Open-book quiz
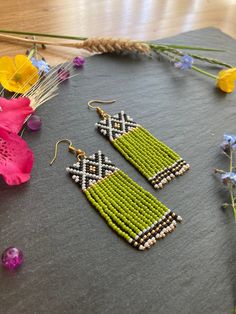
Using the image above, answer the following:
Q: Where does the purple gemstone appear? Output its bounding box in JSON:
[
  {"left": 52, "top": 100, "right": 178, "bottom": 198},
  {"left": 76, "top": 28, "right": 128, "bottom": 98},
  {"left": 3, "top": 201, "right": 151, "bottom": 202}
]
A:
[
  {"left": 27, "top": 115, "right": 42, "bottom": 131},
  {"left": 73, "top": 56, "right": 85, "bottom": 68},
  {"left": 58, "top": 68, "right": 70, "bottom": 81},
  {"left": 1, "top": 247, "right": 23, "bottom": 270}
]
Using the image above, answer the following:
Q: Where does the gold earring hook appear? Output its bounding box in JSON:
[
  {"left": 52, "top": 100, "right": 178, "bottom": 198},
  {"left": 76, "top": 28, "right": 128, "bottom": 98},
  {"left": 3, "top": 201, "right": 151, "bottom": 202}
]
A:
[
  {"left": 50, "top": 139, "right": 86, "bottom": 166},
  {"left": 88, "top": 99, "right": 116, "bottom": 110},
  {"left": 88, "top": 99, "right": 116, "bottom": 119}
]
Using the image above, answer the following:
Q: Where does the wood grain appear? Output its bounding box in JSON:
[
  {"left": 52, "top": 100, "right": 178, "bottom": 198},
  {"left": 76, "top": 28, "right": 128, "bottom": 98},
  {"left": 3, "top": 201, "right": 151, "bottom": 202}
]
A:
[{"left": 0, "top": 0, "right": 235, "bottom": 64}]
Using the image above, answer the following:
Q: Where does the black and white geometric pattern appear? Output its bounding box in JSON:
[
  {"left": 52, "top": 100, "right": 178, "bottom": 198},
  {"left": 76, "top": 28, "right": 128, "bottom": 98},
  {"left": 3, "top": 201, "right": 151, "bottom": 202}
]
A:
[
  {"left": 96, "top": 110, "right": 138, "bottom": 141},
  {"left": 66, "top": 151, "right": 118, "bottom": 191}
]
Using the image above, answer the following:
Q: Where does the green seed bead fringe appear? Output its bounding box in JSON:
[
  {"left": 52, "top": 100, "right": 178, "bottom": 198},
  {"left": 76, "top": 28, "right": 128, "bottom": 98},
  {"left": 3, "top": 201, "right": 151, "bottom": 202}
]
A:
[
  {"left": 113, "top": 126, "right": 190, "bottom": 189},
  {"left": 85, "top": 169, "right": 182, "bottom": 251}
]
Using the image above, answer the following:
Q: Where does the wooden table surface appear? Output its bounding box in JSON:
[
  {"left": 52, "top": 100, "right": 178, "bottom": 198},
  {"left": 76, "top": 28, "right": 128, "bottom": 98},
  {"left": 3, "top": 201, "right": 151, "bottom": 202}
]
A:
[{"left": 0, "top": 0, "right": 235, "bottom": 64}]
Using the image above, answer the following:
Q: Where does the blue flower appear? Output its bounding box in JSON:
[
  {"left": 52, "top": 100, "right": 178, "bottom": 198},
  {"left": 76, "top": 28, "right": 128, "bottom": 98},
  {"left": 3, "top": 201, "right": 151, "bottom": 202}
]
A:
[
  {"left": 220, "top": 134, "right": 236, "bottom": 152},
  {"left": 31, "top": 57, "right": 50, "bottom": 74},
  {"left": 174, "top": 55, "right": 193, "bottom": 70},
  {"left": 221, "top": 172, "right": 236, "bottom": 186},
  {"left": 224, "top": 134, "right": 236, "bottom": 147}
]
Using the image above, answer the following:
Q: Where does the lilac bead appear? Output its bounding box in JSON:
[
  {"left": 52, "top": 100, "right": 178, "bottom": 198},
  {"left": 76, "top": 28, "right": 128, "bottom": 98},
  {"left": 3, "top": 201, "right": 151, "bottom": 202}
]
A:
[
  {"left": 27, "top": 115, "right": 42, "bottom": 131},
  {"left": 1, "top": 247, "right": 23, "bottom": 270},
  {"left": 73, "top": 56, "right": 85, "bottom": 68}
]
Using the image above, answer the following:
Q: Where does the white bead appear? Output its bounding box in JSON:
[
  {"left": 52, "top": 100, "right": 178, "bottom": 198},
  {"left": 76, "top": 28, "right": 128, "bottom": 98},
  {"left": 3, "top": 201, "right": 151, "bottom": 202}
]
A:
[{"left": 177, "top": 216, "right": 182, "bottom": 222}]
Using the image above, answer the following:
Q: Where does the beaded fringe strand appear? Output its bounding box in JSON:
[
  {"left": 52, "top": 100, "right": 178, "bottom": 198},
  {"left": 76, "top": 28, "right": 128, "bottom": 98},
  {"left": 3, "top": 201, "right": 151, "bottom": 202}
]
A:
[
  {"left": 113, "top": 127, "right": 190, "bottom": 189},
  {"left": 85, "top": 170, "right": 182, "bottom": 250}
]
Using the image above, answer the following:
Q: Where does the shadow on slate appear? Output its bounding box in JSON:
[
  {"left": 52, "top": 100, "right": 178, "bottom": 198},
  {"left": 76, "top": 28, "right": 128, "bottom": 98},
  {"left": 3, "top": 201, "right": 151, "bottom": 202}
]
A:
[{"left": 0, "top": 28, "right": 236, "bottom": 314}]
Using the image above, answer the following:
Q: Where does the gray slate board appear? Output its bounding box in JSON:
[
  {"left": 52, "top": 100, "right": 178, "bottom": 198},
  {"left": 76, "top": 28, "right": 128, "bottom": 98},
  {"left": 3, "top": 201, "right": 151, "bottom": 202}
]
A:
[{"left": 0, "top": 28, "right": 236, "bottom": 314}]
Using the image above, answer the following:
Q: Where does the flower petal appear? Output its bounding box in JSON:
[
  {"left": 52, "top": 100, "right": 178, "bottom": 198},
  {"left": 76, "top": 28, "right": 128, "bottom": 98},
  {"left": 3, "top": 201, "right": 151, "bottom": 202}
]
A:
[
  {"left": 0, "top": 97, "right": 34, "bottom": 134},
  {"left": 0, "top": 128, "right": 34, "bottom": 185},
  {"left": 0, "top": 55, "right": 39, "bottom": 93},
  {"left": 0, "top": 56, "right": 15, "bottom": 78},
  {"left": 217, "top": 68, "right": 236, "bottom": 93}
]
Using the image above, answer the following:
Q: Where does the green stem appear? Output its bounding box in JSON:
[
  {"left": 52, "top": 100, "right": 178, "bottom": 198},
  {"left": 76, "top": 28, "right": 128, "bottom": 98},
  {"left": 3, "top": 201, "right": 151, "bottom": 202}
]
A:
[
  {"left": 0, "top": 29, "right": 87, "bottom": 41},
  {"left": 230, "top": 148, "right": 233, "bottom": 172},
  {"left": 163, "top": 44, "right": 224, "bottom": 52},
  {"left": 27, "top": 48, "right": 35, "bottom": 59},
  {"left": 187, "top": 53, "right": 232, "bottom": 68},
  {"left": 229, "top": 185, "right": 236, "bottom": 221},
  {"left": 191, "top": 65, "right": 218, "bottom": 79},
  {"left": 229, "top": 148, "right": 236, "bottom": 222},
  {"left": 149, "top": 43, "right": 224, "bottom": 52}
]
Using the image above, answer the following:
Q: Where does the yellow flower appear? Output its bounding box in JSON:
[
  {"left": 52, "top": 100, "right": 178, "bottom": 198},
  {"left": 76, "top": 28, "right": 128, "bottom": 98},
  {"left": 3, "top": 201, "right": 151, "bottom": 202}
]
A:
[
  {"left": 0, "top": 55, "right": 39, "bottom": 93},
  {"left": 217, "top": 68, "right": 236, "bottom": 93}
]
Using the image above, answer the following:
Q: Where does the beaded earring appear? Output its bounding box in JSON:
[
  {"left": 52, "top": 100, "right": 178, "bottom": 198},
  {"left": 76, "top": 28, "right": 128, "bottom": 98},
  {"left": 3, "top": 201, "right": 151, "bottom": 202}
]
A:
[
  {"left": 88, "top": 100, "right": 190, "bottom": 190},
  {"left": 50, "top": 139, "right": 182, "bottom": 251}
]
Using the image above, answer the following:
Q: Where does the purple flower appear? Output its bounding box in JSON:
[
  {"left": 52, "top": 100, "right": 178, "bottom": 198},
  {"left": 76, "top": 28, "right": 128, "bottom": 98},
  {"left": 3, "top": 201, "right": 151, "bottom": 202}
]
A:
[
  {"left": 174, "top": 55, "right": 193, "bottom": 70},
  {"left": 220, "top": 134, "right": 236, "bottom": 152},
  {"left": 58, "top": 68, "right": 70, "bottom": 81},
  {"left": 31, "top": 57, "right": 50, "bottom": 74},
  {"left": 221, "top": 172, "right": 236, "bottom": 186},
  {"left": 73, "top": 56, "right": 85, "bottom": 68}
]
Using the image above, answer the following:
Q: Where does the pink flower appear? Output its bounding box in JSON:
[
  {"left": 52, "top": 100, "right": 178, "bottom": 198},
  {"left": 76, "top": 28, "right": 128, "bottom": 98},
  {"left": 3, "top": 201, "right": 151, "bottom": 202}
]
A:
[
  {"left": 0, "top": 97, "right": 34, "bottom": 186},
  {"left": 0, "top": 97, "right": 33, "bottom": 134}
]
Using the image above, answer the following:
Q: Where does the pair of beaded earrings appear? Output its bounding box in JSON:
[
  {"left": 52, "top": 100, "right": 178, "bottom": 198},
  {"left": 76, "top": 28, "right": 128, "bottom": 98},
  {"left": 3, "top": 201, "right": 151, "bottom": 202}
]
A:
[{"left": 50, "top": 100, "right": 189, "bottom": 251}]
